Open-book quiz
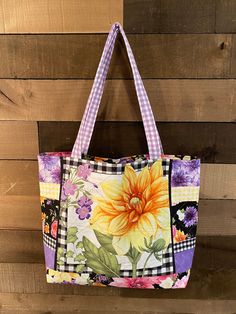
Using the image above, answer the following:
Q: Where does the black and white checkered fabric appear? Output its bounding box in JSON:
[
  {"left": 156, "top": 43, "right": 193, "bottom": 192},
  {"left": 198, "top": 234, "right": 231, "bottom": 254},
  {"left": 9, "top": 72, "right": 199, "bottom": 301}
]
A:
[
  {"left": 173, "top": 237, "right": 196, "bottom": 253},
  {"left": 56, "top": 157, "right": 171, "bottom": 273},
  {"left": 56, "top": 203, "right": 68, "bottom": 272},
  {"left": 121, "top": 245, "right": 174, "bottom": 277},
  {"left": 43, "top": 233, "right": 56, "bottom": 250},
  {"left": 62, "top": 157, "right": 170, "bottom": 179}
]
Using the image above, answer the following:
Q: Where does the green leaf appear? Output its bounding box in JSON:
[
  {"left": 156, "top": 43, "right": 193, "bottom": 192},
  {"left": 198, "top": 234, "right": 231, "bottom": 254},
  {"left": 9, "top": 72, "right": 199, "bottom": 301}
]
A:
[
  {"left": 152, "top": 239, "right": 166, "bottom": 252},
  {"left": 83, "top": 191, "right": 91, "bottom": 196},
  {"left": 76, "top": 264, "right": 85, "bottom": 272},
  {"left": 76, "top": 241, "right": 84, "bottom": 249},
  {"left": 57, "top": 260, "right": 64, "bottom": 266},
  {"left": 75, "top": 254, "right": 86, "bottom": 262},
  {"left": 67, "top": 235, "right": 77, "bottom": 244},
  {"left": 77, "top": 181, "right": 84, "bottom": 185},
  {"left": 94, "top": 230, "right": 117, "bottom": 255},
  {"left": 82, "top": 236, "right": 120, "bottom": 277},
  {"left": 66, "top": 250, "right": 74, "bottom": 258},
  {"left": 144, "top": 236, "right": 153, "bottom": 249},
  {"left": 126, "top": 245, "right": 141, "bottom": 263},
  {"left": 68, "top": 227, "right": 78, "bottom": 236},
  {"left": 57, "top": 247, "right": 64, "bottom": 258},
  {"left": 154, "top": 252, "right": 162, "bottom": 262}
]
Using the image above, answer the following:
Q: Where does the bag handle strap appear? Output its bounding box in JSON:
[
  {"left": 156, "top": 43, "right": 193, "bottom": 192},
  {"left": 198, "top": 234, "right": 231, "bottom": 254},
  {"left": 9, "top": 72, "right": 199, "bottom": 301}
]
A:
[{"left": 71, "top": 22, "right": 163, "bottom": 159}]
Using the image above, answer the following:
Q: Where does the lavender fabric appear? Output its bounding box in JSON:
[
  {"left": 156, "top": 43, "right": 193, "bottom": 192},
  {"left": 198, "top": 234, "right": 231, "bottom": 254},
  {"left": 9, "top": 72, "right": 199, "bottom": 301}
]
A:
[
  {"left": 171, "top": 159, "right": 200, "bottom": 187},
  {"left": 71, "top": 22, "right": 163, "bottom": 160},
  {"left": 43, "top": 244, "right": 55, "bottom": 269},
  {"left": 174, "top": 248, "right": 195, "bottom": 273}
]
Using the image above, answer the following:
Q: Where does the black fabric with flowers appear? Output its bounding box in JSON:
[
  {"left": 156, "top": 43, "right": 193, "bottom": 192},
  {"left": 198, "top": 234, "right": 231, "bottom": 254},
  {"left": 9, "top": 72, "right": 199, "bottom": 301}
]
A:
[
  {"left": 171, "top": 201, "right": 198, "bottom": 238},
  {"left": 41, "top": 199, "right": 60, "bottom": 240}
]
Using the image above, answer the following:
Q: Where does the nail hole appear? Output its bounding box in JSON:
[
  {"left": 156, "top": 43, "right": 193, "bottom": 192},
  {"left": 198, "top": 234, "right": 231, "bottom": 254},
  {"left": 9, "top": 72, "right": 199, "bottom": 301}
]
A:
[{"left": 220, "top": 42, "right": 225, "bottom": 50}]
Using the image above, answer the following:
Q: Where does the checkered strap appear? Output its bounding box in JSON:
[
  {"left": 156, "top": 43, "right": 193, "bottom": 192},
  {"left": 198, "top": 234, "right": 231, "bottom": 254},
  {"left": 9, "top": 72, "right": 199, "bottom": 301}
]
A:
[{"left": 71, "top": 22, "right": 163, "bottom": 160}]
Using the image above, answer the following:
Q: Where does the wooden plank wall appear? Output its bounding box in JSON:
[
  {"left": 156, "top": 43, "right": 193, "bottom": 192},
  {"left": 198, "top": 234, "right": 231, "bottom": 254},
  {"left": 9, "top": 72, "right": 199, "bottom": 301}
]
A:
[{"left": 0, "top": 0, "right": 235, "bottom": 313}]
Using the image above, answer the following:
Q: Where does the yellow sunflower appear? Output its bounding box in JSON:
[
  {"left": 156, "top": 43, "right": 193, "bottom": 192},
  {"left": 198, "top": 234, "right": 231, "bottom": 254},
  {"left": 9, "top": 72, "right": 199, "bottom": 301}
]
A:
[{"left": 90, "top": 160, "right": 171, "bottom": 255}]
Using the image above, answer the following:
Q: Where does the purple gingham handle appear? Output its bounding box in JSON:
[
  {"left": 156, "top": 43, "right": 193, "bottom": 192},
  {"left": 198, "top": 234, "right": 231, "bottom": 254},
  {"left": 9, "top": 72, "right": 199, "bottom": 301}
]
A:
[{"left": 71, "top": 22, "right": 163, "bottom": 159}]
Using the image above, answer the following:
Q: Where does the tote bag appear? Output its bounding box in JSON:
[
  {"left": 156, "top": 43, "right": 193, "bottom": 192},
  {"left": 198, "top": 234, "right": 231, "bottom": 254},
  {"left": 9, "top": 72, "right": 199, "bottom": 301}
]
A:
[{"left": 38, "top": 22, "right": 200, "bottom": 289}]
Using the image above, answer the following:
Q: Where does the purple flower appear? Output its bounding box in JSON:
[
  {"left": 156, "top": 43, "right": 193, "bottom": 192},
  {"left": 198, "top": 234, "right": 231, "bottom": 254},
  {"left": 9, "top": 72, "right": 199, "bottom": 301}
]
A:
[
  {"left": 171, "top": 160, "right": 200, "bottom": 187},
  {"left": 78, "top": 195, "right": 92, "bottom": 207},
  {"left": 187, "top": 159, "right": 200, "bottom": 171},
  {"left": 171, "top": 168, "right": 192, "bottom": 187},
  {"left": 76, "top": 206, "right": 91, "bottom": 220},
  {"left": 38, "top": 155, "right": 61, "bottom": 183},
  {"left": 62, "top": 179, "right": 77, "bottom": 197},
  {"left": 51, "top": 168, "right": 61, "bottom": 184},
  {"left": 76, "top": 195, "right": 93, "bottom": 220},
  {"left": 77, "top": 164, "right": 92, "bottom": 180},
  {"left": 39, "top": 155, "right": 59, "bottom": 171},
  {"left": 184, "top": 206, "right": 198, "bottom": 227}
]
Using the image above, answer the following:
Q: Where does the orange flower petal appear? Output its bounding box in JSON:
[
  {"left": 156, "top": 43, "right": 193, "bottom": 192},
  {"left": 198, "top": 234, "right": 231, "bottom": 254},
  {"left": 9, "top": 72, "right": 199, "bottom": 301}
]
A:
[
  {"left": 137, "top": 212, "right": 157, "bottom": 237},
  {"left": 101, "top": 180, "right": 123, "bottom": 201},
  {"left": 150, "top": 160, "right": 163, "bottom": 181},
  {"left": 108, "top": 212, "right": 129, "bottom": 236},
  {"left": 123, "top": 165, "right": 137, "bottom": 191},
  {"left": 136, "top": 166, "right": 151, "bottom": 193}
]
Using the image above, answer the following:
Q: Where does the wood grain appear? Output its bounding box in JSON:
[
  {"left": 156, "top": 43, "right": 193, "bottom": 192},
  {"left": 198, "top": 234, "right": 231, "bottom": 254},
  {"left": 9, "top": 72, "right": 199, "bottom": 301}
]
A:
[
  {"left": 1, "top": 79, "right": 236, "bottom": 122},
  {"left": 216, "top": 0, "right": 236, "bottom": 33},
  {"left": 0, "top": 263, "right": 235, "bottom": 299},
  {"left": 124, "top": 0, "right": 215, "bottom": 33},
  {"left": 38, "top": 121, "right": 236, "bottom": 163},
  {"left": 0, "top": 196, "right": 41, "bottom": 230},
  {"left": 0, "top": 34, "right": 231, "bottom": 78},
  {"left": 0, "top": 0, "right": 123, "bottom": 33},
  {"left": 0, "top": 121, "right": 38, "bottom": 159},
  {"left": 1, "top": 199, "right": 235, "bottom": 235},
  {"left": 0, "top": 161, "right": 39, "bottom": 196},
  {"left": 1, "top": 294, "right": 236, "bottom": 314}
]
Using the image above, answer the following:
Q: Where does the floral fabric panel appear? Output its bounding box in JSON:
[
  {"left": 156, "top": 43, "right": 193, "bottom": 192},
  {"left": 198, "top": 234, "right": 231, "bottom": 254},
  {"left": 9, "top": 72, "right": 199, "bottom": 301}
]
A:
[
  {"left": 38, "top": 154, "right": 61, "bottom": 184},
  {"left": 170, "top": 159, "right": 200, "bottom": 273},
  {"left": 46, "top": 268, "right": 190, "bottom": 289},
  {"left": 171, "top": 159, "right": 200, "bottom": 205},
  {"left": 40, "top": 197, "right": 60, "bottom": 269},
  {"left": 57, "top": 160, "right": 175, "bottom": 280}
]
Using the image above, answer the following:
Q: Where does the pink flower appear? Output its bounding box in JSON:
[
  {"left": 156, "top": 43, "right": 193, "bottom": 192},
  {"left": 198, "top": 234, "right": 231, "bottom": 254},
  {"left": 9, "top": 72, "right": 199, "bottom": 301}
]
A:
[
  {"left": 51, "top": 220, "right": 58, "bottom": 238},
  {"left": 62, "top": 179, "right": 77, "bottom": 196},
  {"left": 109, "top": 277, "right": 156, "bottom": 289},
  {"left": 77, "top": 164, "right": 91, "bottom": 180},
  {"left": 172, "top": 226, "right": 177, "bottom": 238},
  {"left": 172, "top": 274, "right": 190, "bottom": 289}
]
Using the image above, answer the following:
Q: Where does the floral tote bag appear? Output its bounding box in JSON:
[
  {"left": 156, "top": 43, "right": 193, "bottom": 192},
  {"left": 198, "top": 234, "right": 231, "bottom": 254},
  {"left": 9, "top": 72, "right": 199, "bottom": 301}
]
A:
[{"left": 38, "top": 22, "right": 200, "bottom": 289}]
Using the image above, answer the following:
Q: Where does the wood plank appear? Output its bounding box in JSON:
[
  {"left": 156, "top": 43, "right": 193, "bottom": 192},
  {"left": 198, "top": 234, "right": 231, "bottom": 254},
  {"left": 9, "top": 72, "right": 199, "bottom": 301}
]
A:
[
  {"left": 0, "top": 161, "right": 236, "bottom": 200},
  {"left": 39, "top": 122, "right": 236, "bottom": 163},
  {"left": 0, "top": 263, "right": 235, "bottom": 299},
  {"left": 124, "top": 0, "right": 215, "bottom": 33},
  {"left": 200, "top": 164, "right": 236, "bottom": 199},
  {"left": 1, "top": 79, "right": 236, "bottom": 122},
  {"left": 0, "top": 121, "right": 38, "bottom": 159},
  {"left": 1, "top": 198, "right": 235, "bottom": 236},
  {"left": 0, "top": 34, "right": 231, "bottom": 79},
  {"left": 0, "top": 0, "right": 123, "bottom": 33},
  {"left": 0, "top": 161, "right": 39, "bottom": 196},
  {"left": 1, "top": 293, "right": 236, "bottom": 314},
  {"left": 0, "top": 196, "right": 41, "bottom": 230},
  {"left": 216, "top": 0, "right": 236, "bottom": 33},
  {"left": 0, "top": 230, "right": 235, "bottom": 268}
]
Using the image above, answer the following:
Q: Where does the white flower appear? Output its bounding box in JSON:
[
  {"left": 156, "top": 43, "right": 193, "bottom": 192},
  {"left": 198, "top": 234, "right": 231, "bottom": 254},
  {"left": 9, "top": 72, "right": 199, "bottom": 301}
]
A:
[
  {"left": 177, "top": 210, "right": 185, "bottom": 221},
  {"left": 75, "top": 273, "right": 90, "bottom": 285},
  {"left": 159, "top": 277, "right": 174, "bottom": 289}
]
